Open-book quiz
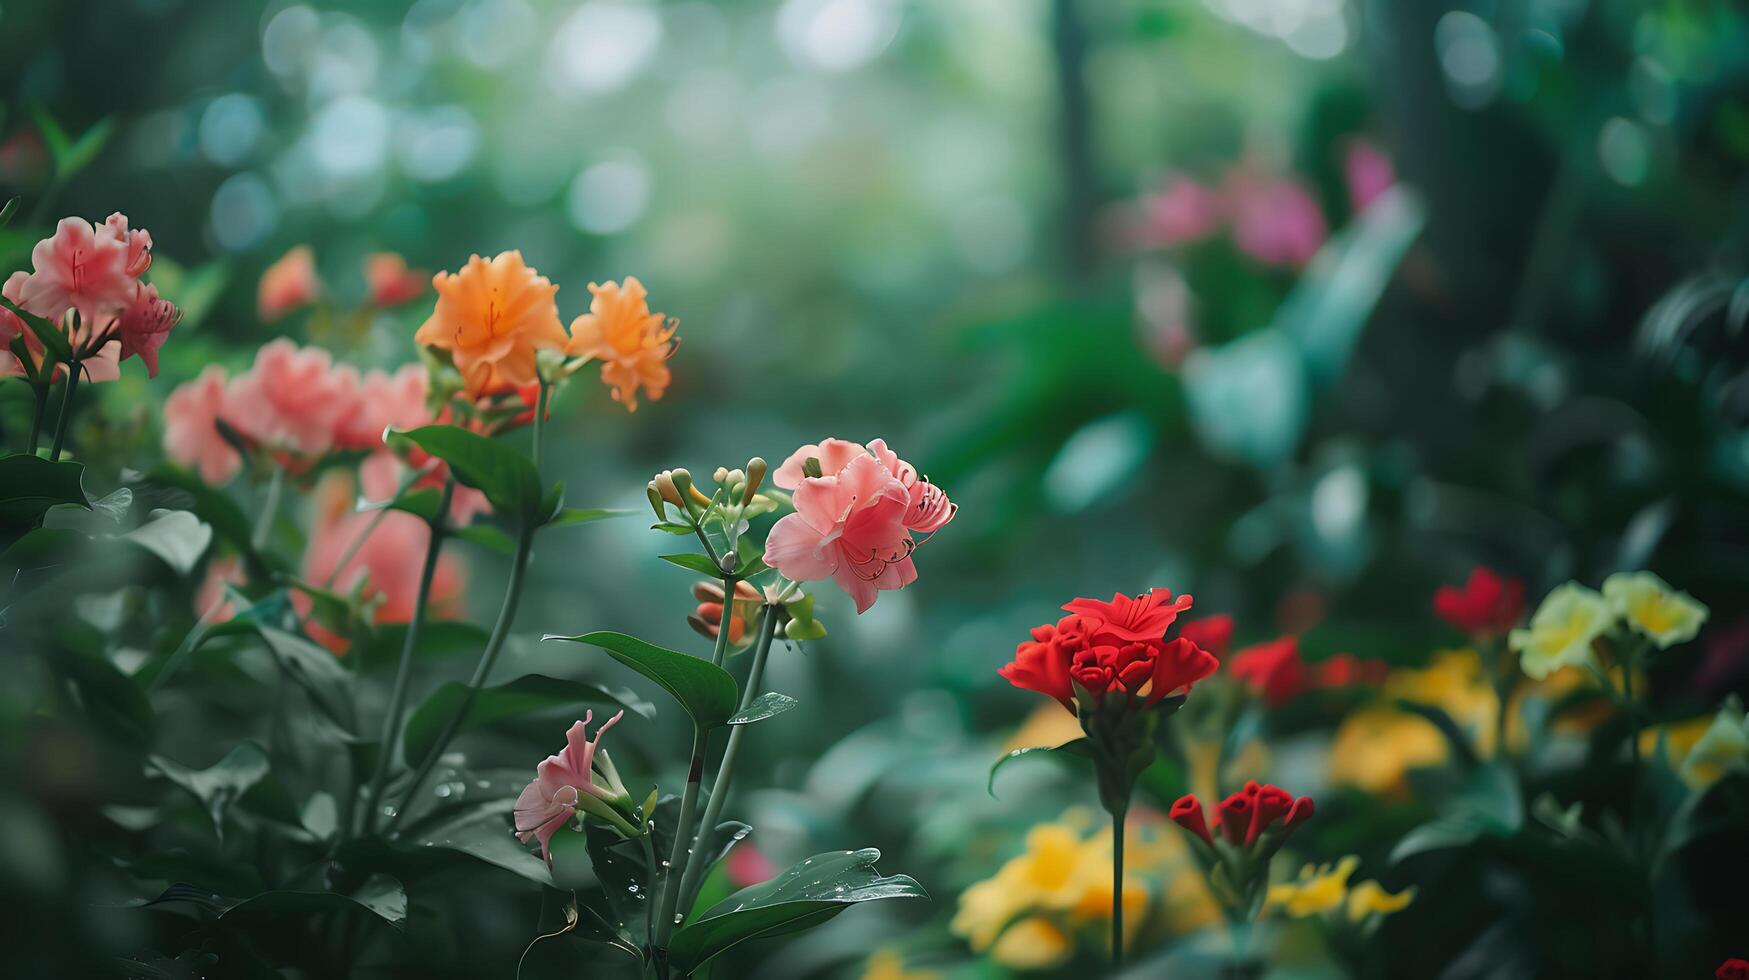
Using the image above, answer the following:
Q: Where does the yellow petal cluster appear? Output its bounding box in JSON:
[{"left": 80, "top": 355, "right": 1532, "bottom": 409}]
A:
[
  {"left": 1601, "top": 571, "right": 1708, "bottom": 649},
  {"left": 1267, "top": 854, "right": 1415, "bottom": 924},
  {"left": 1510, "top": 583, "right": 1611, "bottom": 680}
]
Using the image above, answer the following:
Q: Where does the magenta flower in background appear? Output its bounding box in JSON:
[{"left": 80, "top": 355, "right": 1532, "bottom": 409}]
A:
[
  {"left": 1142, "top": 176, "right": 1223, "bottom": 247},
  {"left": 514, "top": 711, "right": 627, "bottom": 862},
  {"left": 1344, "top": 139, "right": 1396, "bottom": 213},
  {"left": 1226, "top": 170, "right": 1327, "bottom": 268}
]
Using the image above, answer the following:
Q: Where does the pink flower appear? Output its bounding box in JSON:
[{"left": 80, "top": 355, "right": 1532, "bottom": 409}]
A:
[
  {"left": 117, "top": 282, "right": 180, "bottom": 378},
  {"left": 774, "top": 437, "right": 956, "bottom": 535},
  {"left": 228, "top": 340, "right": 358, "bottom": 457},
  {"left": 15, "top": 216, "right": 135, "bottom": 325},
  {"left": 1226, "top": 170, "right": 1327, "bottom": 268},
  {"left": 765, "top": 452, "right": 916, "bottom": 614},
  {"left": 194, "top": 555, "right": 245, "bottom": 622},
  {"left": 334, "top": 364, "right": 430, "bottom": 452},
  {"left": 725, "top": 841, "right": 777, "bottom": 887},
  {"left": 103, "top": 212, "right": 154, "bottom": 278},
  {"left": 514, "top": 711, "right": 626, "bottom": 862},
  {"left": 364, "top": 252, "right": 427, "bottom": 307},
  {"left": 0, "top": 272, "right": 31, "bottom": 377},
  {"left": 258, "top": 246, "right": 319, "bottom": 323},
  {"left": 1344, "top": 140, "right": 1395, "bottom": 213},
  {"left": 1143, "top": 176, "right": 1223, "bottom": 247},
  {"left": 164, "top": 366, "right": 244, "bottom": 485},
  {"left": 359, "top": 450, "right": 491, "bottom": 527}
]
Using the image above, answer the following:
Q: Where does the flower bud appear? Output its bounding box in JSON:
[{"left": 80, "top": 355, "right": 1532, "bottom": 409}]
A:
[
  {"left": 670, "top": 467, "right": 694, "bottom": 501},
  {"left": 654, "top": 471, "right": 685, "bottom": 508},
  {"left": 743, "top": 457, "right": 767, "bottom": 505},
  {"left": 1169, "top": 794, "right": 1214, "bottom": 848},
  {"left": 646, "top": 482, "right": 667, "bottom": 520}
]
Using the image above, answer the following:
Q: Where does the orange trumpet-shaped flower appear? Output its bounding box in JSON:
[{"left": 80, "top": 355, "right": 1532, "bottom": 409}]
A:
[
  {"left": 565, "top": 276, "right": 676, "bottom": 412},
  {"left": 416, "top": 250, "right": 566, "bottom": 400}
]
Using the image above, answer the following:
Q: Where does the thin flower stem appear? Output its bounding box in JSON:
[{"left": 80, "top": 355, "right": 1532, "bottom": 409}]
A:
[
  {"left": 532, "top": 374, "right": 550, "bottom": 469},
  {"left": 253, "top": 466, "right": 285, "bottom": 553},
  {"left": 640, "top": 827, "right": 660, "bottom": 942},
  {"left": 654, "top": 586, "right": 738, "bottom": 950},
  {"left": 27, "top": 379, "right": 48, "bottom": 455},
  {"left": 360, "top": 478, "right": 455, "bottom": 837},
  {"left": 384, "top": 522, "right": 535, "bottom": 834},
  {"left": 670, "top": 608, "right": 781, "bottom": 917},
  {"left": 48, "top": 361, "right": 80, "bottom": 461},
  {"left": 1111, "top": 806, "right": 1126, "bottom": 971}
]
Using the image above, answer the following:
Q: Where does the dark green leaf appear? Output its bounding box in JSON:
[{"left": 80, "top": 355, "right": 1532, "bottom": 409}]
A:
[
  {"left": 988, "top": 739, "right": 1093, "bottom": 796},
  {"left": 362, "top": 486, "right": 442, "bottom": 522},
  {"left": 580, "top": 795, "right": 679, "bottom": 944},
  {"left": 548, "top": 507, "right": 628, "bottom": 528},
  {"left": 386, "top": 425, "right": 542, "bottom": 524},
  {"left": 669, "top": 848, "right": 926, "bottom": 972},
  {"left": 0, "top": 197, "right": 15, "bottom": 227},
  {"left": 1, "top": 296, "right": 72, "bottom": 363},
  {"left": 0, "top": 454, "right": 87, "bottom": 527},
  {"left": 1391, "top": 762, "right": 1522, "bottom": 862},
  {"left": 727, "top": 692, "right": 797, "bottom": 726},
  {"left": 660, "top": 553, "right": 727, "bottom": 576},
  {"left": 149, "top": 741, "right": 269, "bottom": 841},
  {"left": 222, "top": 874, "right": 406, "bottom": 931},
  {"left": 543, "top": 632, "right": 739, "bottom": 730},
  {"left": 650, "top": 521, "right": 696, "bottom": 535},
  {"left": 253, "top": 626, "right": 355, "bottom": 732},
  {"left": 54, "top": 643, "right": 153, "bottom": 743},
  {"left": 402, "top": 674, "right": 653, "bottom": 767},
  {"left": 734, "top": 552, "right": 767, "bottom": 578},
  {"left": 682, "top": 821, "right": 752, "bottom": 918},
  {"left": 358, "top": 619, "right": 489, "bottom": 671},
  {"left": 455, "top": 523, "right": 516, "bottom": 554},
  {"left": 411, "top": 811, "right": 553, "bottom": 887}
]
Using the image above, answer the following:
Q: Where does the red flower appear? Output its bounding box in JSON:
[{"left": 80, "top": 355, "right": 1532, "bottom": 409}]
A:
[
  {"left": 1433, "top": 565, "right": 1525, "bottom": 637},
  {"left": 1718, "top": 959, "right": 1749, "bottom": 980},
  {"left": 999, "top": 590, "right": 1218, "bottom": 712},
  {"left": 1178, "top": 614, "right": 1234, "bottom": 658},
  {"left": 1212, "top": 781, "right": 1314, "bottom": 846},
  {"left": 1169, "top": 794, "right": 1214, "bottom": 847},
  {"left": 1312, "top": 652, "right": 1389, "bottom": 689},
  {"left": 1228, "top": 635, "right": 1306, "bottom": 706},
  {"left": 1062, "top": 588, "right": 1194, "bottom": 644}
]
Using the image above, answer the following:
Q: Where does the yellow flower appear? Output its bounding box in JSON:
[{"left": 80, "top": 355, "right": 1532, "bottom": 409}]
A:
[
  {"left": 1601, "top": 572, "right": 1708, "bottom": 649},
  {"left": 1267, "top": 855, "right": 1415, "bottom": 924},
  {"left": 860, "top": 949, "right": 941, "bottom": 980},
  {"left": 990, "top": 917, "right": 1073, "bottom": 970},
  {"left": 1677, "top": 703, "right": 1749, "bottom": 789},
  {"left": 1268, "top": 855, "right": 1357, "bottom": 917},
  {"left": 415, "top": 251, "right": 567, "bottom": 400},
  {"left": 565, "top": 276, "right": 677, "bottom": 411},
  {"left": 1510, "top": 583, "right": 1611, "bottom": 680},
  {"left": 1386, "top": 648, "right": 1500, "bottom": 756},
  {"left": 1346, "top": 879, "right": 1416, "bottom": 923},
  {"left": 1329, "top": 706, "right": 1449, "bottom": 795}
]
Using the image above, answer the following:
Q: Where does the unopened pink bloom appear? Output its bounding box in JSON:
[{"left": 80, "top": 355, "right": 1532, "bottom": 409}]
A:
[
  {"left": 765, "top": 453, "right": 916, "bottom": 614},
  {"left": 1226, "top": 171, "right": 1327, "bottom": 268},
  {"left": 514, "top": 711, "right": 626, "bottom": 862},
  {"left": 163, "top": 366, "right": 244, "bottom": 485},
  {"left": 258, "top": 246, "right": 319, "bottom": 323},
  {"left": 1144, "top": 176, "right": 1223, "bottom": 247},
  {"left": 228, "top": 340, "right": 358, "bottom": 456},
  {"left": 16, "top": 216, "right": 136, "bottom": 325},
  {"left": 1344, "top": 140, "right": 1395, "bottom": 213},
  {"left": 117, "top": 282, "right": 180, "bottom": 378}
]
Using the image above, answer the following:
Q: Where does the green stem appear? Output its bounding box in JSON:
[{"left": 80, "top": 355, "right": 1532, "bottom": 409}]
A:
[
  {"left": 640, "top": 827, "right": 660, "bottom": 943},
  {"left": 360, "top": 479, "right": 454, "bottom": 837},
  {"left": 48, "top": 361, "right": 80, "bottom": 461},
  {"left": 27, "top": 378, "right": 48, "bottom": 455},
  {"left": 384, "top": 522, "right": 534, "bottom": 834},
  {"left": 654, "top": 586, "right": 739, "bottom": 949},
  {"left": 253, "top": 466, "right": 285, "bottom": 553},
  {"left": 1111, "top": 806, "right": 1126, "bottom": 971},
  {"left": 670, "top": 609, "right": 781, "bottom": 917},
  {"left": 532, "top": 374, "right": 550, "bottom": 469}
]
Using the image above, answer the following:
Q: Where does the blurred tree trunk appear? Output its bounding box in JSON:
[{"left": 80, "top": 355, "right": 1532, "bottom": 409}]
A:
[{"left": 1051, "top": 0, "right": 1097, "bottom": 283}]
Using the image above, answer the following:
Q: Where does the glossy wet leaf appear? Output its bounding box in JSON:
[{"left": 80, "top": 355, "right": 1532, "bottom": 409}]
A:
[
  {"left": 987, "top": 738, "right": 1094, "bottom": 796},
  {"left": 149, "top": 741, "right": 269, "bottom": 841},
  {"left": 580, "top": 794, "right": 678, "bottom": 944},
  {"left": 401, "top": 674, "right": 654, "bottom": 768},
  {"left": 412, "top": 810, "right": 553, "bottom": 887},
  {"left": 542, "top": 631, "right": 738, "bottom": 730},
  {"left": 220, "top": 874, "right": 407, "bottom": 933},
  {"left": 386, "top": 425, "right": 542, "bottom": 525},
  {"left": 668, "top": 848, "right": 927, "bottom": 972},
  {"left": 727, "top": 692, "right": 798, "bottom": 726}
]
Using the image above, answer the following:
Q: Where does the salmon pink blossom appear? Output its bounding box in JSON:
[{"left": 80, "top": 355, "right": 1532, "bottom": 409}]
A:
[
  {"left": 258, "top": 246, "right": 319, "bottom": 322},
  {"left": 116, "top": 282, "right": 180, "bottom": 378},
  {"left": 766, "top": 453, "right": 914, "bottom": 613},
  {"left": 164, "top": 366, "right": 245, "bottom": 485},
  {"left": 227, "top": 339, "right": 358, "bottom": 457},
  {"left": 514, "top": 711, "right": 628, "bottom": 862},
  {"left": 364, "top": 252, "right": 427, "bottom": 307},
  {"left": 16, "top": 215, "right": 135, "bottom": 325}
]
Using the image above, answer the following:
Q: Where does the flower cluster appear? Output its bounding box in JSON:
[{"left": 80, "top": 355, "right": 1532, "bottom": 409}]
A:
[
  {"left": 1, "top": 213, "right": 179, "bottom": 380},
  {"left": 1227, "top": 634, "right": 1388, "bottom": 706},
  {"left": 1000, "top": 589, "right": 1219, "bottom": 713},
  {"left": 1168, "top": 783, "right": 1315, "bottom": 927},
  {"left": 258, "top": 246, "right": 428, "bottom": 323},
  {"left": 1266, "top": 854, "right": 1414, "bottom": 925},
  {"left": 765, "top": 438, "right": 956, "bottom": 613},
  {"left": 1510, "top": 571, "right": 1708, "bottom": 679}
]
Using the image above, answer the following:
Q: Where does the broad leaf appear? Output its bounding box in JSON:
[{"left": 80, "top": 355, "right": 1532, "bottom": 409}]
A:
[
  {"left": 0, "top": 454, "right": 87, "bottom": 526},
  {"left": 543, "top": 632, "right": 738, "bottom": 730},
  {"left": 221, "top": 874, "right": 407, "bottom": 932},
  {"left": 361, "top": 486, "right": 442, "bottom": 522},
  {"left": 254, "top": 626, "right": 356, "bottom": 732},
  {"left": 548, "top": 507, "right": 628, "bottom": 528},
  {"left": 0, "top": 296, "right": 72, "bottom": 363},
  {"left": 668, "top": 848, "right": 926, "bottom": 972},
  {"left": 456, "top": 523, "right": 516, "bottom": 554},
  {"left": 149, "top": 741, "right": 269, "bottom": 841},
  {"left": 386, "top": 425, "right": 542, "bottom": 525},
  {"left": 412, "top": 809, "right": 553, "bottom": 887},
  {"left": 401, "top": 674, "right": 653, "bottom": 767},
  {"left": 681, "top": 821, "right": 752, "bottom": 918},
  {"left": 146, "top": 466, "right": 260, "bottom": 568},
  {"left": 660, "top": 553, "right": 728, "bottom": 577},
  {"left": 54, "top": 643, "right": 153, "bottom": 743},
  {"left": 727, "top": 692, "right": 798, "bottom": 726},
  {"left": 123, "top": 510, "right": 213, "bottom": 575},
  {"left": 988, "top": 739, "right": 1094, "bottom": 796},
  {"left": 1391, "top": 762, "right": 1522, "bottom": 862}
]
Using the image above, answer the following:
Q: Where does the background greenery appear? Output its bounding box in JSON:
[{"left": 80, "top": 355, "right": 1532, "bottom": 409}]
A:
[{"left": 3, "top": 0, "right": 1747, "bottom": 976}]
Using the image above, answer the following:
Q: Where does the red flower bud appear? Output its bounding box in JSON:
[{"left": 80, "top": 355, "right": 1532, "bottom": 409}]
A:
[
  {"left": 1719, "top": 959, "right": 1749, "bottom": 980},
  {"left": 1216, "top": 791, "right": 1254, "bottom": 845},
  {"left": 1169, "top": 794, "right": 1213, "bottom": 847},
  {"left": 1433, "top": 564, "right": 1525, "bottom": 637},
  {"left": 1284, "top": 795, "right": 1315, "bottom": 832},
  {"left": 1247, "top": 783, "right": 1294, "bottom": 845}
]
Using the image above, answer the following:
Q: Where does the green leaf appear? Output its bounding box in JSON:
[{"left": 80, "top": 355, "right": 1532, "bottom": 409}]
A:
[
  {"left": 253, "top": 626, "right": 355, "bottom": 732},
  {"left": 411, "top": 809, "right": 553, "bottom": 887},
  {"left": 455, "top": 524, "right": 516, "bottom": 554},
  {"left": 682, "top": 821, "right": 752, "bottom": 918},
  {"left": 543, "top": 631, "right": 739, "bottom": 730},
  {"left": 149, "top": 741, "right": 270, "bottom": 841},
  {"left": 988, "top": 739, "right": 1094, "bottom": 797},
  {"left": 0, "top": 197, "right": 16, "bottom": 227},
  {"left": 0, "top": 454, "right": 87, "bottom": 527},
  {"left": 727, "top": 692, "right": 798, "bottom": 726},
  {"left": 0, "top": 295, "right": 72, "bottom": 363},
  {"left": 668, "top": 848, "right": 927, "bottom": 972},
  {"left": 34, "top": 107, "right": 113, "bottom": 178},
  {"left": 580, "top": 795, "right": 679, "bottom": 943},
  {"left": 146, "top": 467, "right": 260, "bottom": 569},
  {"left": 54, "top": 643, "right": 153, "bottom": 743},
  {"left": 361, "top": 486, "right": 442, "bottom": 522},
  {"left": 1391, "top": 762, "right": 1522, "bottom": 862},
  {"left": 734, "top": 552, "right": 767, "bottom": 578},
  {"left": 660, "top": 553, "right": 728, "bottom": 576},
  {"left": 123, "top": 510, "right": 212, "bottom": 575},
  {"left": 222, "top": 874, "right": 406, "bottom": 931},
  {"left": 650, "top": 521, "right": 696, "bottom": 535},
  {"left": 386, "top": 425, "right": 542, "bottom": 525},
  {"left": 358, "top": 619, "right": 489, "bottom": 671},
  {"left": 401, "top": 674, "right": 653, "bottom": 768},
  {"left": 548, "top": 507, "right": 628, "bottom": 528}
]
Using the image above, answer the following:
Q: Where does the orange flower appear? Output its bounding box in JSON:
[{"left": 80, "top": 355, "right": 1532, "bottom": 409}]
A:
[
  {"left": 416, "top": 251, "right": 566, "bottom": 400},
  {"left": 565, "top": 276, "right": 677, "bottom": 411}
]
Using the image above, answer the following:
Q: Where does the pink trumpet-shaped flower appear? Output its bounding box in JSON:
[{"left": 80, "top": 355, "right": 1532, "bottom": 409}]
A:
[
  {"left": 514, "top": 711, "right": 626, "bottom": 862},
  {"left": 103, "top": 212, "right": 154, "bottom": 278},
  {"left": 117, "top": 282, "right": 181, "bottom": 377},
  {"left": 16, "top": 216, "right": 136, "bottom": 325},
  {"left": 766, "top": 453, "right": 916, "bottom": 614}
]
